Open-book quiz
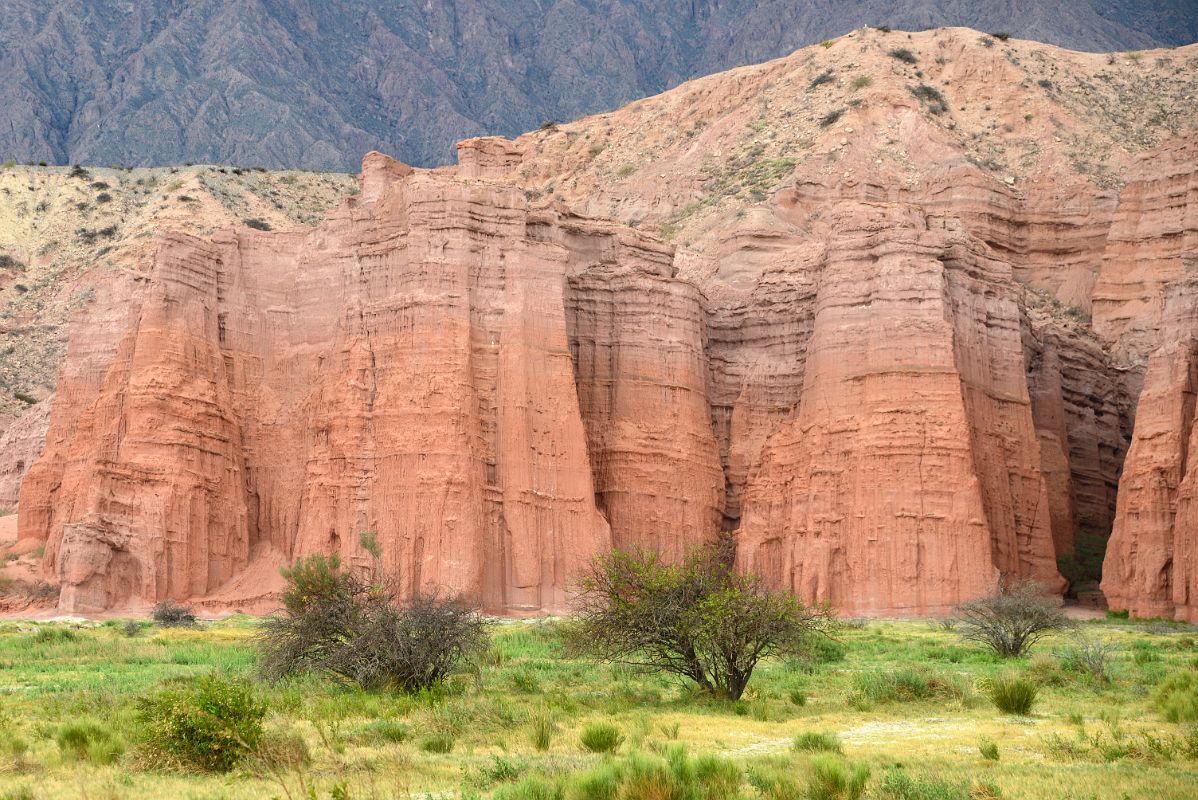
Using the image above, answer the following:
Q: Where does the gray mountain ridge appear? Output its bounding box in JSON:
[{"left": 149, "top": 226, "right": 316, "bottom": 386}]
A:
[{"left": 2, "top": 0, "right": 1195, "bottom": 170}]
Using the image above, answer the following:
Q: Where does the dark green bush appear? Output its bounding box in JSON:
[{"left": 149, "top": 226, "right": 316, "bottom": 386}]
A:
[
  {"left": 888, "top": 48, "right": 918, "bottom": 65},
  {"left": 566, "top": 542, "right": 832, "bottom": 701},
  {"left": 135, "top": 673, "right": 266, "bottom": 772}
]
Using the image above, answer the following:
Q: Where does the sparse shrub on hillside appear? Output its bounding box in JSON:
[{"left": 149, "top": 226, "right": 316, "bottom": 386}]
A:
[
  {"left": 566, "top": 540, "right": 832, "bottom": 700},
  {"left": 980, "top": 673, "right": 1038, "bottom": 715},
  {"left": 243, "top": 217, "right": 272, "bottom": 231},
  {"left": 990, "top": 32, "right": 1011, "bottom": 42},
  {"left": 908, "top": 84, "right": 949, "bottom": 114},
  {"left": 1037, "top": 79, "right": 1053, "bottom": 89},
  {"left": 888, "top": 48, "right": 918, "bottom": 65},
  {"left": 136, "top": 673, "right": 266, "bottom": 772},
  {"left": 979, "top": 37, "right": 995, "bottom": 48},
  {"left": 953, "top": 582, "right": 1070, "bottom": 657},
  {"left": 872, "top": 25, "right": 891, "bottom": 34},
  {"left": 95, "top": 192, "right": 112, "bottom": 203},
  {"left": 851, "top": 75, "right": 872, "bottom": 91},
  {"left": 152, "top": 600, "right": 197, "bottom": 627},
  {"left": 68, "top": 165, "right": 90, "bottom": 179},
  {"left": 258, "top": 552, "right": 489, "bottom": 692},
  {"left": 617, "top": 164, "right": 636, "bottom": 177},
  {"left": 809, "top": 70, "right": 835, "bottom": 90},
  {"left": 820, "top": 109, "right": 845, "bottom": 128},
  {"left": 820, "top": 39, "right": 836, "bottom": 49}
]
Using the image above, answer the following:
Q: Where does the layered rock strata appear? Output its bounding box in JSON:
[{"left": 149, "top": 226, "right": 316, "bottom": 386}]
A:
[{"left": 19, "top": 148, "right": 1078, "bottom": 615}]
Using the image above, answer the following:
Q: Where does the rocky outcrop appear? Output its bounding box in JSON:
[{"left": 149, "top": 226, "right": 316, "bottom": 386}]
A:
[
  {"left": 734, "top": 206, "right": 1061, "bottom": 615},
  {"left": 1023, "top": 306, "right": 1131, "bottom": 561},
  {"left": 0, "top": 400, "right": 49, "bottom": 509},
  {"left": 22, "top": 155, "right": 731, "bottom": 614},
  {"left": 1092, "top": 136, "right": 1198, "bottom": 377},
  {"left": 1102, "top": 268, "right": 1198, "bottom": 620}
]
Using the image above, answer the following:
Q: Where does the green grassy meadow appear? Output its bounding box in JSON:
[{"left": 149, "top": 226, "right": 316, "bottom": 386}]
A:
[{"left": 0, "top": 615, "right": 1195, "bottom": 800}]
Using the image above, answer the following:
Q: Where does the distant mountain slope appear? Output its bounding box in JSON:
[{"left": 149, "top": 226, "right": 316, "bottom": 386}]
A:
[{"left": 1, "top": 0, "right": 1195, "bottom": 170}]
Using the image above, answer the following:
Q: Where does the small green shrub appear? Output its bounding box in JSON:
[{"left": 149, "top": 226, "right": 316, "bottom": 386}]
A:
[
  {"left": 33, "top": 626, "right": 78, "bottom": 644},
  {"left": 1156, "top": 670, "right": 1198, "bottom": 722},
  {"left": 497, "top": 776, "right": 562, "bottom": 800},
  {"left": 135, "top": 673, "right": 266, "bottom": 772},
  {"left": 794, "top": 731, "right": 842, "bottom": 753},
  {"left": 617, "top": 164, "right": 636, "bottom": 177},
  {"left": 580, "top": 721, "right": 624, "bottom": 753},
  {"left": 888, "top": 48, "right": 918, "bottom": 65},
  {"left": 851, "top": 75, "right": 872, "bottom": 90},
  {"left": 478, "top": 754, "right": 524, "bottom": 785},
  {"left": 981, "top": 673, "right": 1038, "bottom": 715},
  {"left": 806, "top": 756, "right": 869, "bottom": 800},
  {"left": 56, "top": 720, "right": 124, "bottom": 765},
  {"left": 573, "top": 748, "right": 740, "bottom": 800},
  {"left": 420, "top": 731, "right": 456, "bottom": 753},
  {"left": 529, "top": 709, "right": 557, "bottom": 751},
  {"left": 876, "top": 767, "right": 968, "bottom": 800},
  {"left": 978, "top": 738, "right": 999, "bottom": 761},
  {"left": 849, "top": 667, "right": 968, "bottom": 709},
  {"left": 348, "top": 719, "right": 409, "bottom": 744}
]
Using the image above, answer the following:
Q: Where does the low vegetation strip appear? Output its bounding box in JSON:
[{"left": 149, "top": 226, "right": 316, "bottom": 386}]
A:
[{"left": 0, "top": 607, "right": 1195, "bottom": 799}]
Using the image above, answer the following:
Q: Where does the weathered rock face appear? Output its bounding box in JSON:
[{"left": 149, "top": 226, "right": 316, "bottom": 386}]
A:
[
  {"left": 12, "top": 28, "right": 1198, "bottom": 618},
  {"left": 19, "top": 147, "right": 1074, "bottom": 615},
  {"left": 25, "top": 156, "right": 719, "bottom": 613},
  {"left": 1093, "top": 136, "right": 1198, "bottom": 377},
  {"left": 0, "top": 400, "right": 49, "bottom": 510},
  {"left": 733, "top": 206, "right": 1062, "bottom": 614},
  {"left": 1102, "top": 269, "right": 1198, "bottom": 620}
]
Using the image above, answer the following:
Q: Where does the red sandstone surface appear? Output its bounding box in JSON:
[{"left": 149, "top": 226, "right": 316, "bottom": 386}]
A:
[{"left": 4, "top": 27, "right": 1198, "bottom": 617}]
